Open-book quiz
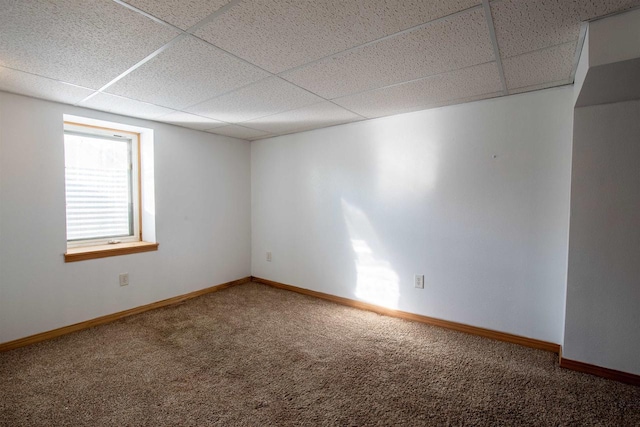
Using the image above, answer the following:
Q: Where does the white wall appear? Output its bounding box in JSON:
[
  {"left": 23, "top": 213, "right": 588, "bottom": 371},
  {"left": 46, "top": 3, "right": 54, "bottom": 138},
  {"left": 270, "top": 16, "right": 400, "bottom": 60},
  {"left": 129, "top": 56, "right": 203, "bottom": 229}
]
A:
[
  {"left": 0, "top": 92, "right": 251, "bottom": 343},
  {"left": 0, "top": 86, "right": 576, "bottom": 348},
  {"left": 564, "top": 100, "right": 640, "bottom": 375},
  {"left": 251, "top": 87, "right": 574, "bottom": 344}
]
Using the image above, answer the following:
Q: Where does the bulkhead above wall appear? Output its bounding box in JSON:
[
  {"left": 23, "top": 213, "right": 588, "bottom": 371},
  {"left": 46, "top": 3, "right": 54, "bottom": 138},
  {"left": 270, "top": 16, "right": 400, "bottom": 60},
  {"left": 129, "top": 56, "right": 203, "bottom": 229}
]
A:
[{"left": 575, "top": 8, "right": 640, "bottom": 107}]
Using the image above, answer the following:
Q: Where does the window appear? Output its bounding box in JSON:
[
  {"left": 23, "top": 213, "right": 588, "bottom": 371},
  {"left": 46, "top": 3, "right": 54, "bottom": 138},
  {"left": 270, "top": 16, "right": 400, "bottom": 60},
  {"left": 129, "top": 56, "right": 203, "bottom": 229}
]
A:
[
  {"left": 63, "top": 119, "right": 157, "bottom": 262},
  {"left": 64, "top": 122, "right": 140, "bottom": 246}
]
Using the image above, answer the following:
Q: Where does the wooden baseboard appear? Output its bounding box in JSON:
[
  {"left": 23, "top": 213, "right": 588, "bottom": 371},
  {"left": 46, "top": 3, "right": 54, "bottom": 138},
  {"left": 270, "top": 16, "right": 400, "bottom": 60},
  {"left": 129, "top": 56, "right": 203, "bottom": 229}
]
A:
[
  {"left": 7, "top": 275, "right": 637, "bottom": 386},
  {"left": 251, "top": 276, "right": 560, "bottom": 354},
  {"left": 559, "top": 356, "right": 640, "bottom": 386},
  {"left": 0, "top": 276, "right": 252, "bottom": 352}
]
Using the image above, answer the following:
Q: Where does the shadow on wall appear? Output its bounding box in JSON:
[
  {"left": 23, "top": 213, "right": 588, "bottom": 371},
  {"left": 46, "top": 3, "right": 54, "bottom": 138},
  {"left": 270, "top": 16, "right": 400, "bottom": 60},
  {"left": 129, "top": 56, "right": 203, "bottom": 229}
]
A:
[{"left": 341, "top": 199, "right": 399, "bottom": 309}]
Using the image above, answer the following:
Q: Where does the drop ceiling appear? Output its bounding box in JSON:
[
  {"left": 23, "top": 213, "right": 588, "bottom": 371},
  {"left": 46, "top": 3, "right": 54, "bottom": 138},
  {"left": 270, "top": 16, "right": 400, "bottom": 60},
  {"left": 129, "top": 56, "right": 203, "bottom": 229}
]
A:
[{"left": 1, "top": 0, "right": 639, "bottom": 141}]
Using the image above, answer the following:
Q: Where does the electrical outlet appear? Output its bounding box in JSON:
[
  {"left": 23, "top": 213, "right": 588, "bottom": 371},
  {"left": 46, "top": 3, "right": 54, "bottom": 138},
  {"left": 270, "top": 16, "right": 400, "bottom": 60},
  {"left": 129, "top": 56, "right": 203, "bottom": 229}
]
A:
[
  {"left": 119, "top": 273, "right": 129, "bottom": 287},
  {"left": 414, "top": 274, "right": 424, "bottom": 289},
  {"left": 266, "top": 252, "right": 272, "bottom": 262}
]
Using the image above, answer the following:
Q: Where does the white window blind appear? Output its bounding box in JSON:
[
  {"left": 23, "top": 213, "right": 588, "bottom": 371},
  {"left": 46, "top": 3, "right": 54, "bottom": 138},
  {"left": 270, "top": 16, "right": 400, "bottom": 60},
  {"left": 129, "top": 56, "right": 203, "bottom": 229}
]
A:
[{"left": 64, "top": 131, "right": 134, "bottom": 242}]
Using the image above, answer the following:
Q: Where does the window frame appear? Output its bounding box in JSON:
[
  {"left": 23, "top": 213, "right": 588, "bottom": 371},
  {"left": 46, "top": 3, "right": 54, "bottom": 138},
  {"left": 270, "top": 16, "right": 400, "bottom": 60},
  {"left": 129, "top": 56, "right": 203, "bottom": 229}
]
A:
[{"left": 63, "top": 121, "right": 143, "bottom": 250}]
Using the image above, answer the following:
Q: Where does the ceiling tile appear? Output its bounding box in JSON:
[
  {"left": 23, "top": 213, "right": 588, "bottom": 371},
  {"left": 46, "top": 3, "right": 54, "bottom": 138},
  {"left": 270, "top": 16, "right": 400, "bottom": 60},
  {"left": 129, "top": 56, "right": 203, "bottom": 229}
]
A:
[
  {"left": 185, "top": 77, "right": 324, "bottom": 122},
  {"left": 491, "top": 0, "right": 640, "bottom": 58},
  {"left": 195, "top": 0, "right": 481, "bottom": 73},
  {"left": 491, "top": 0, "right": 579, "bottom": 58},
  {"left": 0, "top": 0, "right": 179, "bottom": 90},
  {"left": 79, "top": 93, "right": 174, "bottom": 120},
  {"left": 243, "top": 102, "right": 363, "bottom": 135},
  {"left": 122, "top": 0, "right": 231, "bottom": 30},
  {"left": 157, "top": 111, "right": 226, "bottom": 130},
  {"left": 206, "top": 125, "right": 271, "bottom": 140},
  {"left": 502, "top": 42, "right": 576, "bottom": 90},
  {"left": 282, "top": 8, "right": 493, "bottom": 99},
  {"left": 105, "top": 36, "right": 269, "bottom": 110},
  {"left": 332, "top": 62, "right": 503, "bottom": 118},
  {"left": 0, "top": 67, "right": 94, "bottom": 105}
]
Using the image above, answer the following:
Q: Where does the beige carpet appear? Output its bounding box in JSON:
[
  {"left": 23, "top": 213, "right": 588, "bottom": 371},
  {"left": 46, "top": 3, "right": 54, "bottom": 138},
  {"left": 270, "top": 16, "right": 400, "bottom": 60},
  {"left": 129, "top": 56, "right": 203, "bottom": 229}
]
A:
[{"left": 1, "top": 282, "right": 639, "bottom": 426}]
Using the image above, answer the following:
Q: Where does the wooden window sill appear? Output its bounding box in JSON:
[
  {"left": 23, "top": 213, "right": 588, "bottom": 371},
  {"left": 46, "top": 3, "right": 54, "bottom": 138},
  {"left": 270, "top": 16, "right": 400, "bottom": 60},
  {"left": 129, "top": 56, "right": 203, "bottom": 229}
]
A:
[{"left": 65, "top": 241, "right": 159, "bottom": 262}]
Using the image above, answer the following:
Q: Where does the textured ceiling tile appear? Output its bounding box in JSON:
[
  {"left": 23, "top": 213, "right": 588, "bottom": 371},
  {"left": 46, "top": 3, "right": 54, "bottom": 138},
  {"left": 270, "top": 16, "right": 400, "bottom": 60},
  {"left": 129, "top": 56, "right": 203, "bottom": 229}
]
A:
[
  {"left": 80, "top": 93, "right": 174, "bottom": 120},
  {"left": 0, "top": 0, "right": 179, "bottom": 89},
  {"left": 282, "top": 9, "right": 493, "bottom": 99},
  {"left": 157, "top": 111, "right": 226, "bottom": 130},
  {"left": 105, "top": 36, "right": 269, "bottom": 110},
  {"left": 123, "top": 0, "right": 231, "bottom": 30},
  {"left": 185, "top": 77, "right": 324, "bottom": 122},
  {"left": 243, "top": 102, "right": 363, "bottom": 135},
  {"left": 491, "top": 0, "right": 579, "bottom": 58},
  {"left": 206, "top": 125, "right": 271, "bottom": 140},
  {"left": 491, "top": 0, "right": 640, "bottom": 58},
  {"left": 0, "top": 67, "right": 94, "bottom": 105},
  {"left": 332, "top": 62, "right": 503, "bottom": 118},
  {"left": 195, "top": 0, "right": 481, "bottom": 73},
  {"left": 502, "top": 42, "right": 576, "bottom": 90}
]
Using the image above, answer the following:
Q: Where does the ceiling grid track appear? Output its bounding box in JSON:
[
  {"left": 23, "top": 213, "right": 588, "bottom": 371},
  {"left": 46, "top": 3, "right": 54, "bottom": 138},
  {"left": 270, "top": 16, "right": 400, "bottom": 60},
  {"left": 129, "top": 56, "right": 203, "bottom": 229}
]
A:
[
  {"left": 109, "top": 0, "right": 184, "bottom": 32},
  {"left": 1, "top": 66, "right": 94, "bottom": 92},
  {"left": 184, "top": 0, "right": 249, "bottom": 35},
  {"left": 481, "top": 0, "right": 508, "bottom": 96},
  {"left": 324, "top": 60, "right": 498, "bottom": 102},
  {"left": 76, "top": 34, "right": 186, "bottom": 105}
]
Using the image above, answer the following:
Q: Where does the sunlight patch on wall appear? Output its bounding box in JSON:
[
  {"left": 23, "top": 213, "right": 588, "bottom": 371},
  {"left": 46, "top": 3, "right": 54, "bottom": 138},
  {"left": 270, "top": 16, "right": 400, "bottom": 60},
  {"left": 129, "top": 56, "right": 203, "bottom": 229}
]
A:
[{"left": 342, "top": 199, "right": 399, "bottom": 309}]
